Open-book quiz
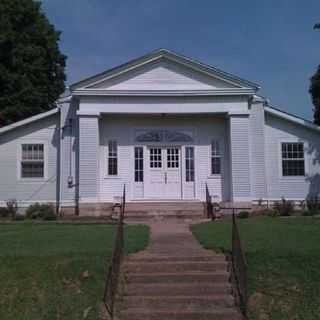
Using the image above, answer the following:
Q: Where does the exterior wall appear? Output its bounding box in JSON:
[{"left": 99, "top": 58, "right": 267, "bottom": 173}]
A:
[
  {"left": 60, "top": 100, "right": 78, "bottom": 208},
  {"left": 249, "top": 101, "right": 267, "bottom": 199},
  {"left": 89, "top": 60, "right": 238, "bottom": 90},
  {"left": 228, "top": 115, "right": 251, "bottom": 201},
  {"left": 0, "top": 114, "right": 59, "bottom": 207},
  {"left": 265, "top": 113, "right": 320, "bottom": 199},
  {"left": 98, "top": 114, "right": 230, "bottom": 202}
]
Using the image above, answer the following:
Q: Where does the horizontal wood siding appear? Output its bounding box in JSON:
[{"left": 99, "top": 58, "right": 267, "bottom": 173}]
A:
[
  {"left": 0, "top": 114, "right": 59, "bottom": 206},
  {"left": 79, "top": 116, "right": 99, "bottom": 202},
  {"left": 249, "top": 102, "right": 267, "bottom": 199},
  {"left": 229, "top": 115, "right": 251, "bottom": 200},
  {"left": 265, "top": 113, "right": 320, "bottom": 199},
  {"left": 90, "top": 60, "right": 238, "bottom": 90}
]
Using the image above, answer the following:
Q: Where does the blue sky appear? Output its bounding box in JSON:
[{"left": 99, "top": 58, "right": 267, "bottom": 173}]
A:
[{"left": 41, "top": 0, "right": 320, "bottom": 120}]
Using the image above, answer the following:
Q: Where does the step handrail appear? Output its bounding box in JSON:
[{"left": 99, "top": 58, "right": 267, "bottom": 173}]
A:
[
  {"left": 103, "top": 185, "right": 126, "bottom": 318},
  {"left": 232, "top": 212, "right": 248, "bottom": 316}
]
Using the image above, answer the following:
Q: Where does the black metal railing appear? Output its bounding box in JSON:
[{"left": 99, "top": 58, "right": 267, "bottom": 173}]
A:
[
  {"left": 103, "top": 185, "right": 126, "bottom": 318},
  {"left": 205, "top": 183, "right": 213, "bottom": 219},
  {"left": 232, "top": 212, "right": 248, "bottom": 316}
]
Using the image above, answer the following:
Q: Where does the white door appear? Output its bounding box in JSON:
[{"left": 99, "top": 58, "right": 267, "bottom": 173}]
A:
[{"left": 146, "top": 147, "right": 182, "bottom": 199}]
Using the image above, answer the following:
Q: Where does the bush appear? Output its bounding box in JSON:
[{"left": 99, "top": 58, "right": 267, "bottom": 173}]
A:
[
  {"left": 6, "top": 199, "right": 18, "bottom": 219},
  {"left": 306, "top": 196, "right": 320, "bottom": 215},
  {"left": 274, "top": 198, "right": 294, "bottom": 216},
  {"left": 26, "top": 203, "right": 56, "bottom": 220},
  {"left": 238, "top": 211, "right": 249, "bottom": 219},
  {"left": 0, "top": 207, "right": 10, "bottom": 218},
  {"left": 302, "top": 210, "right": 314, "bottom": 216},
  {"left": 13, "top": 214, "right": 25, "bottom": 221}
]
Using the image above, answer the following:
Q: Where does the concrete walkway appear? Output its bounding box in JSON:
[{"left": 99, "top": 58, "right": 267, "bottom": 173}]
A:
[{"left": 119, "top": 219, "right": 242, "bottom": 320}]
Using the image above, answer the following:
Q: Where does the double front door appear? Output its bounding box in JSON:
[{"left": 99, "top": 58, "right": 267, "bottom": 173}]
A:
[{"left": 146, "top": 147, "right": 182, "bottom": 199}]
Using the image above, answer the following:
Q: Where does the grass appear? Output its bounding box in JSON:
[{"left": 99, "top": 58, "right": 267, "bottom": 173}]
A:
[
  {"left": 0, "top": 223, "right": 149, "bottom": 320},
  {"left": 192, "top": 216, "right": 320, "bottom": 320}
]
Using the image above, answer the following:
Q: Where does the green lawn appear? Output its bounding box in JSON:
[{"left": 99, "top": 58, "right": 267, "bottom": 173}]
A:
[
  {"left": 192, "top": 217, "right": 320, "bottom": 320},
  {"left": 0, "top": 223, "right": 149, "bottom": 320}
]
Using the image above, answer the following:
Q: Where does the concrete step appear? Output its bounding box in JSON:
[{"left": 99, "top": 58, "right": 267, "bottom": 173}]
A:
[
  {"left": 125, "top": 202, "right": 205, "bottom": 211},
  {"left": 127, "top": 272, "right": 230, "bottom": 283},
  {"left": 125, "top": 283, "right": 232, "bottom": 296},
  {"left": 125, "top": 211, "right": 205, "bottom": 220},
  {"left": 122, "top": 295, "right": 235, "bottom": 309},
  {"left": 120, "top": 308, "right": 242, "bottom": 320},
  {"left": 127, "top": 254, "right": 226, "bottom": 263},
  {"left": 125, "top": 261, "right": 228, "bottom": 273}
]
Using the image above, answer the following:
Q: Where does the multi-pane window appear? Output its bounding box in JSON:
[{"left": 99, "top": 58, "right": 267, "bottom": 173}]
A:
[
  {"left": 282, "top": 142, "right": 305, "bottom": 176},
  {"left": 211, "top": 140, "right": 221, "bottom": 174},
  {"left": 134, "top": 147, "right": 143, "bottom": 182},
  {"left": 21, "top": 144, "right": 44, "bottom": 178},
  {"left": 108, "top": 140, "right": 118, "bottom": 175},
  {"left": 185, "top": 147, "right": 194, "bottom": 182},
  {"left": 150, "top": 148, "right": 162, "bottom": 168},
  {"left": 167, "top": 148, "right": 179, "bottom": 168}
]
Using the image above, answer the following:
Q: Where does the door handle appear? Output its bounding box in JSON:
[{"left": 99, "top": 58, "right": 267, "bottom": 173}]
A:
[{"left": 164, "top": 172, "right": 167, "bottom": 184}]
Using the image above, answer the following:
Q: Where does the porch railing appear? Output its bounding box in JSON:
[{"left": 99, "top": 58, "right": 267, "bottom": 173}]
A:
[
  {"left": 103, "top": 185, "right": 126, "bottom": 318},
  {"left": 205, "top": 183, "right": 213, "bottom": 219},
  {"left": 232, "top": 212, "right": 248, "bottom": 316}
]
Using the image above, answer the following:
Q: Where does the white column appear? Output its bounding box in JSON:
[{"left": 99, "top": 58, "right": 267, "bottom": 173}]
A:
[
  {"left": 229, "top": 114, "right": 251, "bottom": 202},
  {"left": 78, "top": 114, "right": 100, "bottom": 203}
]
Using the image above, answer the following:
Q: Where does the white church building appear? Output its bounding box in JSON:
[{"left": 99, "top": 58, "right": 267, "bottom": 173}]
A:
[{"left": 0, "top": 49, "right": 320, "bottom": 215}]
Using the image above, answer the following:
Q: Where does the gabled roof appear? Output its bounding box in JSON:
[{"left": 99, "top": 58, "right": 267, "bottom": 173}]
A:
[
  {"left": 0, "top": 108, "right": 59, "bottom": 135},
  {"left": 265, "top": 104, "right": 320, "bottom": 132},
  {"left": 70, "top": 49, "right": 260, "bottom": 95}
]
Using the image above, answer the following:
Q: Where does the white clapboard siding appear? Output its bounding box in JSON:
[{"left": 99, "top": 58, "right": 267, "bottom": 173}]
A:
[
  {"left": 79, "top": 116, "right": 99, "bottom": 202},
  {"left": 265, "top": 113, "right": 320, "bottom": 199},
  {"left": 249, "top": 102, "right": 267, "bottom": 199},
  {"left": 0, "top": 114, "right": 59, "bottom": 205},
  {"left": 229, "top": 115, "right": 251, "bottom": 201},
  {"left": 89, "top": 61, "right": 239, "bottom": 91}
]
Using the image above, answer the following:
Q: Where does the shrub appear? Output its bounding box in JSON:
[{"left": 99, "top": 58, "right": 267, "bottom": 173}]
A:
[
  {"left": 0, "top": 207, "right": 10, "bottom": 218},
  {"left": 266, "top": 209, "right": 280, "bottom": 218},
  {"left": 302, "top": 210, "right": 314, "bottom": 216},
  {"left": 26, "top": 203, "right": 56, "bottom": 220},
  {"left": 6, "top": 199, "right": 18, "bottom": 219},
  {"left": 13, "top": 214, "right": 25, "bottom": 221},
  {"left": 274, "top": 198, "right": 294, "bottom": 216},
  {"left": 238, "top": 211, "right": 249, "bottom": 219},
  {"left": 306, "top": 196, "right": 320, "bottom": 215}
]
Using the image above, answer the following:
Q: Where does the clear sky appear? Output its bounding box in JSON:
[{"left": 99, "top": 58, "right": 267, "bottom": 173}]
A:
[{"left": 41, "top": 0, "right": 320, "bottom": 120}]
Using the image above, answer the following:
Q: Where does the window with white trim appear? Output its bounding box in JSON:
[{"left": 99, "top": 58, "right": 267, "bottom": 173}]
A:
[
  {"left": 134, "top": 147, "right": 143, "bottom": 182},
  {"left": 281, "top": 142, "right": 305, "bottom": 176},
  {"left": 21, "top": 144, "right": 44, "bottom": 178},
  {"left": 211, "top": 140, "right": 221, "bottom": 174},
  {"left": 185, "top": 147, "right": 194, "bottom": 182},
  {"left": 108, "top": 140, "right": 118, "bottom": 175}
]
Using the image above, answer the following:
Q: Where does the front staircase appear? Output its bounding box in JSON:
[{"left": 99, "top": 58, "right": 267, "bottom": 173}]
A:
[
  {"left": 124, "top": 202, "right": 206, "bottom": 220},
  {"left": 114, "top": 220, "right": 243, "bottom": 320}
]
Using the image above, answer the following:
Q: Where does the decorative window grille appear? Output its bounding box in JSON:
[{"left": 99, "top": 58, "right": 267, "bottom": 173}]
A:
[
  {"left": 167, "top": 148, "right": 179, "bottom": 168},
  {"left": 150, "top": 148, "right": 162, "bottom": 168}
]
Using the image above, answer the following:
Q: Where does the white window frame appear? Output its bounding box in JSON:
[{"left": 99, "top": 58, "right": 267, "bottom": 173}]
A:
[
  {"left": 134, "top": 146, "right": 144, "bottom": 183},
  {"left": 209, "top": 139, "right": 223, "bottom": 177},
  {"left": 17, "top": 141, "right": 48, "bottom": 181},
  {"left": 278, "top": 139, "right": 307, "bottom": 179},
  {"left": 107, "top": 140, "right": 118, "bottom": 176},
  {"left": 185, "top": 146, "right": 195, "bottom": 183}
]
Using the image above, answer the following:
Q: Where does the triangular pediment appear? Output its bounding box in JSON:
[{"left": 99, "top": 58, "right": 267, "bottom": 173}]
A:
[
  {"left": 86, "top": 60, "right": 240, "bottom": 91},
  {"left": 71, "top": 49, "right": 259, "bottom": 94}
]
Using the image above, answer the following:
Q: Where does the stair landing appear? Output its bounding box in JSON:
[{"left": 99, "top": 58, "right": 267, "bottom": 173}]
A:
[{"left": 116, "top": 220, "right": 243, "bottom": 320}]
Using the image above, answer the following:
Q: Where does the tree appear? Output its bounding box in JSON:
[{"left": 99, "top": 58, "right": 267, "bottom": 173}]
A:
[
  {"left": 0, "top": 0, "right": 66, "bottom": 127},
  {"left": 310, "top": 23, "right": 320, "bottom": 125}
]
